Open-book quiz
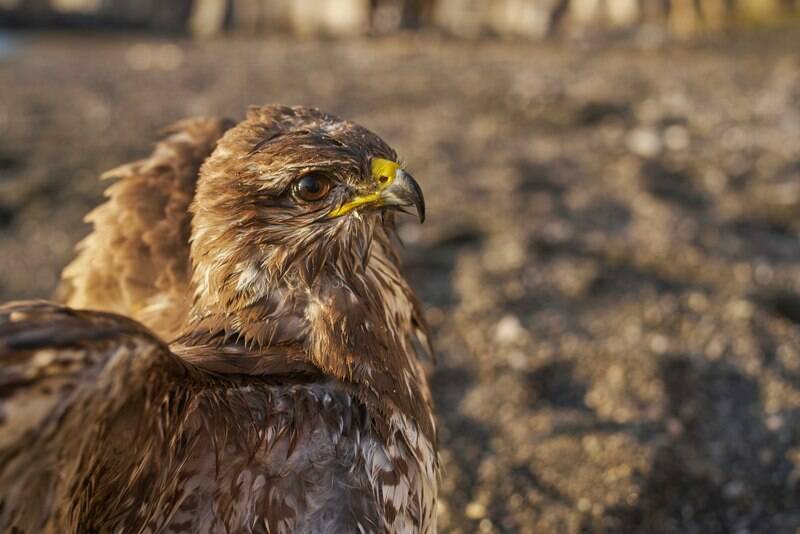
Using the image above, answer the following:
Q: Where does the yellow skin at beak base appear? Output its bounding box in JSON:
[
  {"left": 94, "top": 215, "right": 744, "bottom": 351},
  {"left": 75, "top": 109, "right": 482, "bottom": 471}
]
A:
[{"left": 328, "top": 158, "right": 401, "bottom": 218}]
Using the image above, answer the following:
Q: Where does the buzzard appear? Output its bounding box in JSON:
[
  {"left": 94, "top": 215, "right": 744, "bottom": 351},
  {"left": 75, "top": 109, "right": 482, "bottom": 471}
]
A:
[{"left": 0, "top": 106, "right": 437, "bottom": 532}]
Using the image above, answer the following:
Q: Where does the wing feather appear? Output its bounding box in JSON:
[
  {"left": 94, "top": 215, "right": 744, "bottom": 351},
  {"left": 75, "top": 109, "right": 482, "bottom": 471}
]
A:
[
  {"left": 57, "top": 117, "right": 233, "bottom": 341},
  {"left": 0, "top": 301, "right": 189, "bottom": 532}
]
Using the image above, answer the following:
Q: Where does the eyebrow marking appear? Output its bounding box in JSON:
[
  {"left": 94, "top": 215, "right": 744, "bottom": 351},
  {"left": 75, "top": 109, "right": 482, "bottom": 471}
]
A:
[
  {"left": 319, "top": 133, "right": 346, "bottom": 147},
  {"left": 246, "top": 129, "right": 347, "bottom": 159},
  {"left": 246, "top": 132, "right": 284, "bottom": 157}
]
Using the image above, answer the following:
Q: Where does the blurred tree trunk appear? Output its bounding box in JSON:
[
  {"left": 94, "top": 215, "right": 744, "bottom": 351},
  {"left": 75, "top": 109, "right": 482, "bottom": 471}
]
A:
[
  {"left": 737, "top": 0, "right": 782, "bottom": 21},
  {"left": 189, "top": 0, "right": 229, "bottom": 37},
  {"left": 151, "top": 0, "right": 194, "bottom": 31},
  {"left": 291, "top": 0, "right": 370, "bottom": 37},
  {"left": 668, "top": 0, "right": 699, "bottom": 37},
  {"left": 371, "top": 0, "right": 436, "bottom": 32},
  {"left": 229, "top": 0, "right": 293, "bottom": 33},
  {"left": 230, "top": 0, "right": 263, "bottom": 33},
  {"left": 226, "top": 0, "right": 369, "bottom": 36}
]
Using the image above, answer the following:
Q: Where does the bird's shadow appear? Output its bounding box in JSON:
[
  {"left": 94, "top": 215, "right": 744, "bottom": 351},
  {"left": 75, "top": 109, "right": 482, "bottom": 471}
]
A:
[{"left": 583, "top": 355, "right": 800, "bottom": 533}]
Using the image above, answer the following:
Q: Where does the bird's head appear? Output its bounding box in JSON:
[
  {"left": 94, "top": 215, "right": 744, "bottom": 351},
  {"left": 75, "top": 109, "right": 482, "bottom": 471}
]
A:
[{"left": 186, "top": 106, "right": 432, "bottom": 405}]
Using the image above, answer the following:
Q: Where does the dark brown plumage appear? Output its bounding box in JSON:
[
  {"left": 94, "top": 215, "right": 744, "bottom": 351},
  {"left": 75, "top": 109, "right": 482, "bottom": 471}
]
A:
[{"left": 1, "top": 105, "right": 437, "bottom": 533}]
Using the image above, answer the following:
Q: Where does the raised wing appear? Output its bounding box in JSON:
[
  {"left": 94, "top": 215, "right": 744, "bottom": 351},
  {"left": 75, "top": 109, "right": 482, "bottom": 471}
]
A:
[
  {"left": 57, "top": 117, "right": 233, "bottom": 341},
  {"left": 0, "top": 301, "right": 189, "bottom": 532}
]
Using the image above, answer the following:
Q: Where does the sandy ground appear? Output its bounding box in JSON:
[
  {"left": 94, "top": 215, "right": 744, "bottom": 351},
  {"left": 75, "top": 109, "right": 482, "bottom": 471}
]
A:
[{"left": 2, "top": 31, "right": 800, "bottom": 533}]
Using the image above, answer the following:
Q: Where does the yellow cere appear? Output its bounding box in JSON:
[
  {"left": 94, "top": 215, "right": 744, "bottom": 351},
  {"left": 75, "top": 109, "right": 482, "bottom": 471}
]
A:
[
  {"left": 371, "top": 158, "right": 401, "bottom": 191},
  {"left": 328, "top": 158, "right": 401, "bottom": 218}
]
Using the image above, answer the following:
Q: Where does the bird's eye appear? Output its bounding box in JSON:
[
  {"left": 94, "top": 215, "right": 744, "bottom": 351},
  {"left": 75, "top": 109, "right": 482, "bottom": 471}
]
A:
[{"left": 293, "top": 173, "right": 332, "bottom": 202}]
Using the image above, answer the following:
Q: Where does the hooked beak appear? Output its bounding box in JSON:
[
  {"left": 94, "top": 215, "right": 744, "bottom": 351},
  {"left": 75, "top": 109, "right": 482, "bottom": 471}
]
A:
[
  {"left": 381, "top": 168, "right": 426, "bottom": 223},
  {"left": 328, "top": 158, "right": 426, "bottom": 223}
]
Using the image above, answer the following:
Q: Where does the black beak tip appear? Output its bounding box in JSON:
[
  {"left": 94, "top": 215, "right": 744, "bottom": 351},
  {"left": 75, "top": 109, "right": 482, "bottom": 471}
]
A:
[{"left": 406, "top": 171, "right": 426, "bottom": 224}]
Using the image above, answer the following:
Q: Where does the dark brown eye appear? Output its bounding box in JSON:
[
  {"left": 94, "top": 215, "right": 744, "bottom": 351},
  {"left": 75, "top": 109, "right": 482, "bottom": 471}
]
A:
[{"left": 293, "top": 173, "right": 332, "bottom": 202}]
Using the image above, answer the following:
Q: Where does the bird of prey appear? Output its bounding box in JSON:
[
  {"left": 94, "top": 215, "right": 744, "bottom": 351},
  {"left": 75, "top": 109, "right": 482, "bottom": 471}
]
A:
[{"left": 0, "top": 105, "right": 437, "bottom": 533}]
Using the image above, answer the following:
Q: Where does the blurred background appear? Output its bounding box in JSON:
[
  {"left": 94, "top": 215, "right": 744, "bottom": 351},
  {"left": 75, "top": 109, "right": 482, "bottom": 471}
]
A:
[{"left": 2, "top": 1, "right": 800, "bottom": 532}]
